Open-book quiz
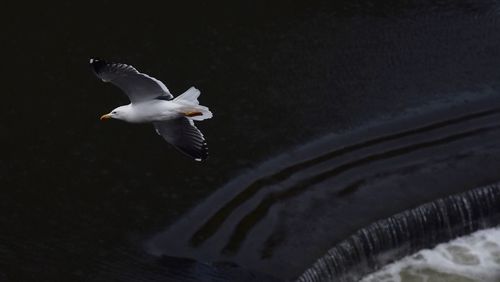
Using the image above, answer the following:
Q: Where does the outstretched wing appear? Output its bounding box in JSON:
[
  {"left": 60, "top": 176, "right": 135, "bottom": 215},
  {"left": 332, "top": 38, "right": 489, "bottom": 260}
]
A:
[
  {"left": 153, "top": 118, "right": 208, "bottom": 161},
  {"left": 90, "top": 58, "right": 173, "bottom": 103}
]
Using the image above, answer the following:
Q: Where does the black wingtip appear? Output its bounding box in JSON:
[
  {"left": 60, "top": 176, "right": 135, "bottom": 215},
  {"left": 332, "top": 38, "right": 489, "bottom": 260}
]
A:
[{"left": 89, "top": 58, "right": 107, "bottom": 73}]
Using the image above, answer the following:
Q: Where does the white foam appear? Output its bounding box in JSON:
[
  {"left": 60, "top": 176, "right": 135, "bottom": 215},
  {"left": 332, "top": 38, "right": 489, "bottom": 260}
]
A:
[{"left": 361, "top": 227, "right": 500, "bottom": 282}]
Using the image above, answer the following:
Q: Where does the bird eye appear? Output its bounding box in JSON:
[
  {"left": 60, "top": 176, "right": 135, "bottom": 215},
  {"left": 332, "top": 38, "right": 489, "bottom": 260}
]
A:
[{"left": 112, "top": 111, "right": 117, "bottom": 114}]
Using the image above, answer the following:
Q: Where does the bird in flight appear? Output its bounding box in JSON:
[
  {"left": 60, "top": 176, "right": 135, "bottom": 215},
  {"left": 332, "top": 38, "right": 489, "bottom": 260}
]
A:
[{"left": 90, "top": 58, "right": 212, "bottom": 161}]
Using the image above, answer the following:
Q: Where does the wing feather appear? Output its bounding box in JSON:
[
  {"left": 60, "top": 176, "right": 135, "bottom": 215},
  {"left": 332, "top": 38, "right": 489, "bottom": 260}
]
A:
[
  {"left": 153, "top": 118, "right": 208, "bottom": 161},
  {"left": 90, "top": 58, "right": 173, "bottom": 103}
]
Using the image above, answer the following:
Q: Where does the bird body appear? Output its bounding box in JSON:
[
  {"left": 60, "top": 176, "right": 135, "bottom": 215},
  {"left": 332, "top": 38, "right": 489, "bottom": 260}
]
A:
[
  {"left": 111, "top": 100, "right": 191, "bottom": 123},
  {"left": 90, "top": 58, "right": 212, "bottom": 161}
]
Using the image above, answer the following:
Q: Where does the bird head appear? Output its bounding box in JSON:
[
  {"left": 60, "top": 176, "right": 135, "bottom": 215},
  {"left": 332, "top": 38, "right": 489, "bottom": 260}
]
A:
[{"left": 100, "top": 106, "right": 127, "bottom": 121}]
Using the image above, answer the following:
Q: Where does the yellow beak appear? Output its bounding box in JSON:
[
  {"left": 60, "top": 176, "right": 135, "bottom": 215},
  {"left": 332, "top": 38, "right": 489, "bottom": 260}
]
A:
[{"left": 100, "top": 114, "right": 112, "bottom": 121}]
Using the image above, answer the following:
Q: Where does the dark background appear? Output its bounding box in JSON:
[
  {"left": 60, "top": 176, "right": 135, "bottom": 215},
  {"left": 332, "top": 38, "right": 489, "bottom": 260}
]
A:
[{"left": 2, "top": 1, "right": 500, "bottom": 281}]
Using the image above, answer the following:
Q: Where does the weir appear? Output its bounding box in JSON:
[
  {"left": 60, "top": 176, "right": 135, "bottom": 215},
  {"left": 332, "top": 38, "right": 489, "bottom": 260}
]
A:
[{"left": 297, "top": 183, "right": 500, "bottom": 282}]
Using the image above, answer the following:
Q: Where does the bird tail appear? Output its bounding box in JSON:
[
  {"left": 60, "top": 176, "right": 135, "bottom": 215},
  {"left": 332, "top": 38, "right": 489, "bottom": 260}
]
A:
[{"left": 174, "top": 87, "right": 213, "bottom": 121}]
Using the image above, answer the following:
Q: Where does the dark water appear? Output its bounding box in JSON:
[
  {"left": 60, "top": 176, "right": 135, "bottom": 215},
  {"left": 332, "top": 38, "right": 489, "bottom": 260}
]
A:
[
  {"left": 3, "top": 1, "right": 500, "bottom": 281},
  {"left": 148, "top": 95, "right": 500, "bottom": 280}
]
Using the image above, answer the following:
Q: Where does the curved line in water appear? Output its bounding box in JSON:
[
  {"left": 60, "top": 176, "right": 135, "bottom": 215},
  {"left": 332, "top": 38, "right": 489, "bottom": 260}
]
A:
[
  {"left": 189, "top": 108, "right": 500, "bottom": 247},
  {"left": 261, "top": 152, "right": 474, "bottom": 258},
  {"left": 220, "top": 125, "right": 500, "bottom": 254}
]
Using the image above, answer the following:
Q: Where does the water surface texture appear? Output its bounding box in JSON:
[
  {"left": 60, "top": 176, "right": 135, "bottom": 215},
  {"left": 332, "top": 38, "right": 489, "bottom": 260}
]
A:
[{"left": 2, "top": 1, "right": 500, "bottom": 281}]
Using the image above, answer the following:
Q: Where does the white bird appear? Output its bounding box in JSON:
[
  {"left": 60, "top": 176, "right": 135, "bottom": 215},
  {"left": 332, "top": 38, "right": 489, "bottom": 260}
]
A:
[{"left": 90, "top": 58, "right": 213, "bottom": 161}]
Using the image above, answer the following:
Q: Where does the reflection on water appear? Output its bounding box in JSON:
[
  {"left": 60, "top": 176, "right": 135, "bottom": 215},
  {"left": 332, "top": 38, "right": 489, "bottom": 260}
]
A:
[{"left": 361, "top": 227, "right": 500, "bottom": 282}]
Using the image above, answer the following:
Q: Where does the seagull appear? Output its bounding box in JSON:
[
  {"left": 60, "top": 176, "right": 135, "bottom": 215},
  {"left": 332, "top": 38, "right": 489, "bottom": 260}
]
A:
[{"left": 90, "top": 58, "right": 212, "bottom": 161}]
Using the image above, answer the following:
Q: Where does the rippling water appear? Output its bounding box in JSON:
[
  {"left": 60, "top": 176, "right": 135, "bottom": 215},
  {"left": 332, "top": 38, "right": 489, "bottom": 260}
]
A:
[
  {"left": 361, "top": 227, "right": 500, "bottom": 282},
  {"left": 149, "top": 94, "right": 500, "bottom": 280}
]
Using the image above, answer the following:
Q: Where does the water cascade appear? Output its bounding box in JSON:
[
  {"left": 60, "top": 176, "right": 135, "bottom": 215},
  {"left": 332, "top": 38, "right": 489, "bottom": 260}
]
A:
[{"left": 298, "top": 183, "right": 500, "bottom": 282}]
